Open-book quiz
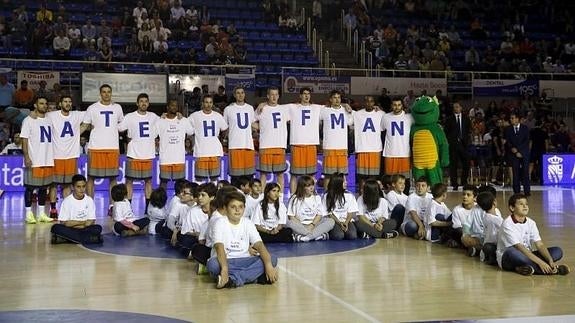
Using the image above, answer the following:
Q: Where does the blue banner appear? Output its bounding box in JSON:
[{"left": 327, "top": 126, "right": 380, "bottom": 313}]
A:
[
  {"left": 473, "top": 79, "right": 539, "bottom": 97},
  {"left": 283, "top": 75, "right": 351, "bottom": 94},
  {"left": 542, "top": 154, "right": 575, "bottom": 185},
  {"left": 0, "top": 155, "right": 357, "bottom": 193},
  {"left": 225, "top": 73, "right": 256, "bottom": 93}
]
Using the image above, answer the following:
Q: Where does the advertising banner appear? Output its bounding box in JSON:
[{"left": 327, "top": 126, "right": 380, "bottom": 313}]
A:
[
  {"left": 225, "top": 73, "right": 256, "bottom": 94},
  {"left": 539, "top": 81, "right": 575, "bottom": 98},
  {"left": 169, "top": 74, "right": 225, "bottom": 93},
  {"left": 350, "top": 77, "right": 447, "bottom": 96},
  {"left": 17, "top": 71, "right": 60, "bottom": 90},
  {"left": 283, "top": 75, "right": 351, "bottom": 94},
  {"left": 542, "top": 154, "right": 575, "bottom": 185},
  {"left": 82, "top": 72, "right": 168, "bottom": 104},
  {"left": 0, "top": 155, "right": 357, "bottom": 193},
  {"left": 472, "top": 79, "right": 539, "bottom": 97}
]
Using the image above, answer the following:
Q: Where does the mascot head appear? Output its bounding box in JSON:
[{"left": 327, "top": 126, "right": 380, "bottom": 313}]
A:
[{"left": 411, "top": 95, "right": 439, "bottom": 125}]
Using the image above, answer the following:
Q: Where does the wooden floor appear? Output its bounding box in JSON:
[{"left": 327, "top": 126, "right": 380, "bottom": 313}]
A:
[{"left": 1, "top": 187, "right": 574, "bottom": 323}]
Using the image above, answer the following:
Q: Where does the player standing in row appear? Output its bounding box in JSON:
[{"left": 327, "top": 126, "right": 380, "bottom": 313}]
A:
[
  {"left": 155, "top": 99, "right": 194, "bottom": 189},
  {"left": 82, "top": 84, "right": 124, "bottom": 214},
  {"left": 189, "top": 95, "right": 228, "bottom": 183},
  {"left": 255, "top": 87, "right": 289, "bottom": 190},
  {"left": 353, "top": 95, "right": 384, "bottom": 191},
  {"left": 223, "top": 86, "right": 256, "bottom": 186},
  {"left": 21, "top": 96, "right": 54, "bottom": 224},
  {"left": 320, "top": 90, "right": 353, "bottom": 188},
  {"left": 118, "top": 93, "right": 159, "bottom": 212},
  {"left": 381, "top": 98, "right": 413, "bottom": 194},
  {"left": 286, "top": 87, "right": 322, "bottom": 194}
]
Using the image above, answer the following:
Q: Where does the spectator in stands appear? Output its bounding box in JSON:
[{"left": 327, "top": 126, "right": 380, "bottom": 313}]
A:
[
  {"left": 430, "top": 53, "right": 446, "bottom": 71},
  {"left": 170, "top": 1, "right": 186, "bottom": 28},
  {"left": 14, "top": 5, "right": 29, "bottom": 24},
  {"left": 98, "top": 19, "right": 112, "bottom": 39},
  {"left": 0, "top": 132, "right": 23, "bottom": 155},
  {"left": 97, "top": 31, "right": 112, "bottom": 51},
  {"left": 35, "top": 81, "right": 49, "bottom": 99},
  {"left": 0, "top": 74, "right": 14, "bottom": 112},
  {"left": 99, "top": 43, "right": 113, "bottom": 70},
  {"left": 483, "top": 46, "right": 498, "bottom": 71},
  {"left": 138, "top": 22, "right": 153, "bottom": 44},
  {"left": 403, "top": 90, "right": 415, "bottom": 111},
  {"left": 82, "top": 19, "right": 97, "bottom": 48},
  {"left": 68, "top": 23, "right": 82, "bottom": 48},
  {"left": 137, "top": 11, "right": 150, "bottom": 29},
  {"left": 53, "top": 30, "right": 71, "bottom": 59},
  {"left": 312, "top": 0, "right": 322, "bottom": 31},
  {"left": 343, "top": 9, "right": 357, "bottom": 31},
  {"left": 48, "top": 83, "right": 63, "bottom": 104},
  {"left": 213, "top": 86, "right": 228, "bottom": 111},
  {"left": 133, "top": 1, "right": 147, "bottom": 21},
  {"left": 470, "top": 17, "right": 486, "bottom": 39},
  {"left": 152, "top": 42, "right": 169, "bottom": 64},
  {"left": 84, "top": 43, "right": 99, "bottom": 69},
  {"left": 140, "top": 35, "right": 153, "bottom": 62},
  {"left": 378, "top": 88, "right": 392, "bottom": 112},
  {"left": 53, "top": 16, "right": 68, "bottom": 36},
  {"left": 438, "top": 36, "right": 451, "bottom": 54},
  {"left": 153, "top": 34, "right": 169, "bottom": 52},
  {"left": 14, "top": 80, "right": 35, "bottom": 109},
  {"left": 205, "top": 36, "right": 219, "bottom": 63},
  {"left": 447, "top": 25, "right": 462, "bottom": 47},
  {"left": 0, "top": 16, "right": 9, "bottom": 48},
  {"left": 465, "top": 46, "right": 480, "bottom": 70},
  {"left": 9, "top": 10, "right": 27, "bottom": 46},
  {"left": 383, "top": 24, "right": 398, "bottom": 45},
  {"left": 394, "top": 54, "right": 408, "bottom": 70},
  {"left": 151, "top": 21, "right": 171, "bottom": 42},
  {"left": 36, "top": 4, "right": 53, "bottom": 23}
]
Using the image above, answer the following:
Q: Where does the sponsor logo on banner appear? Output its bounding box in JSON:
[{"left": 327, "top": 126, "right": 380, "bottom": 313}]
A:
[
  {"left": 225, "top": 73, "right": 255, "bottom": 93},
  {"left": 17, "top": 71, "right": 60, "bottom": 90},
  {"left": 0, "top": 155, "right": 357, "bottom": 193},
  {"left": 472, "top": 79, "right": 539, "bottom": 97},
  {"left": 82, "top": 72, "right": 168, "bottom": 104},
  {"left": 169, "top": 74, "right": 225, "bottom": 93},
  {"left": 350, "top": 77, "right": 447, "bottom": 96},
  {"left": 542, "top": 154, "right": 575, "bottom": 185},
  {"left": 283, "top": 75, "right": 351, "bottom": 94}
]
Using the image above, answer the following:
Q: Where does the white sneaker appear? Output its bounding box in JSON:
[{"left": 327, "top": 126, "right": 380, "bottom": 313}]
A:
[
  {"left": 37, "top": 212, "right": 54, "bottom": 223},
  {"left": 25, "top": 211, "right": 37, "bottom": 224},
  {"left": 300, "top": 236, "right": 311, "bottom": 242}
]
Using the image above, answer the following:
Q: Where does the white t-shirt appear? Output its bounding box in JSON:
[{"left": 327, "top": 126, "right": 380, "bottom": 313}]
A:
[
  {"left": 320, "top": 106, "right": 353, "bottom": 150},
  {"left": 201, "top": 210, "right": 225, "bottom": 247},
  {"left": 483, "top": 212, "right": 503, "bottom": 244},
  {"left": 256, "top": 104, "right": 289, "bottom": 149},
  {"left": 180, "top": 205, "right": 209, "bottom": 235},
  {"left": 20, "top": 115, "right": 54, "bottom": 167},
  {"left": 451, "top": 204, "right": 474, "bottom": 232},
  {"left": 287, "top": 103, "right": 322, "bottom": 145},
  {"left": 469, "top": 206, "right": 503, "bottom": 239},
  {"left": 496, "top": 215, "right": 541, "bottom": 268},
  {"left": 211, "top": 217, "right": 262, "bottom": 259},
  {"left": 357, "top": 196, "right": 389, "bottom": 223},
  {"left": 147, "top": 205, "right": 167, "bottom": 221},
  {"left": 47, "top": 110, "right": 85, "bottom": 159},
  {"left": 251, "top": 202, "right": 288, "bottom": 230},
  {"left": 223, "top": 103, "right": 255, "bottom": 150},
  {"left": 189, "top": 110, "right": 228, "bottom": 157},
  {"left": 113, "top": 199, "right": 137, "bottom": 222},
  {"left": 402, "top": 192, "right": 433, "bottom": 228},
  {"left": 155, "top": 116, "right": 194, "bottom": 165},
  {"left": 353, "top": 109, "right": 384, "bottom": 153},
  {"left": 385, "top": 190, "right": 408, "bottom": 211},
  {"left": 83, "top": 101, "right": 124, "bottom": 150},
  {"left": 58, "top": 193, "right": 96, "bottom": 222},
  {"left": 287, "top": 195, "right": 324, "bottom": 224},
  {"left": 381, "top": 111, "right": 413, "bottom": 157},
  {"left": 118, "top": 111, "right": 159, "bottom": 160},
  {"left": 165, "top": 196, "right": 189, "bottom": 231},
  {"left": 322, "top": 192, "right": 359, "bottom": 222},
  {"left": 424, "top": 199, "right": 451, "bottom": 241},
  {"left": 245, "top": 193, "right": 264, "bottom": 219}
]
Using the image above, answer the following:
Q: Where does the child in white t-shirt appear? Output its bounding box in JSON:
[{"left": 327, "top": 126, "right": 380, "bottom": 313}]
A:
[
  {"left": 475, "top": 191, "right": 503, "bottom": 265},
  {"left": 252, "top": 183, "right": 293, "bottom": 243},
  {"left": 111, "top": 184, "right": 150, "bottom": 236},
  {"left": 385, "top": 174, "right": 408, "bottom": 230},
  {"left": 497, "top": 194, "right": 570, "bottom": 276},
  {"left": 355, "top": 179, "right": 399, "bottom": 239},
  {"left": 448, "top": 185, "right": 477, "bottom": 248},
  {"left": 147, "top": 186, "right": 167, "bottom": 235},
  {"left": 463, "top": 185, "right": 502, "bottom": 257},
  {"left": 177, "top": 182, "right": 216, "bottom": 258},
  {"left": 400, "top": 176, "right": 432, "bottom": 239},
  {"left": 424, "top": 183, "right": 452, "bottom": 242},
  {"left": 323, "top": 172, "right": 359, "bottom": 240}
]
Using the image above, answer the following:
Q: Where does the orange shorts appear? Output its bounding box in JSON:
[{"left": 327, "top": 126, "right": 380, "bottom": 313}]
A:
[
  {"left": 159, "top": 163, "right": 186, "bottom": 181},
  {"left": 24, "top": 166, "right": 54, "bottom": 187},
  {"left": 258, "top": 148, "right": 286, "bottom": 173},
  {"left": 291, "top": 145, "right": 317, "bottom": 175},
  {"left": 322, "top": 149, "right": 348, "bottom": 175},
  {"left": 356, "top": 152, "right": 381, "bottom": 176},
  {"left": 53, "top": 158, "right": 78, "bottom": 184},
  {"left": 384, "top": 157, "right": 411, "bottom": 175},
  {"left": 126, "top": 158, "right": 153, "bottom": 179},
  {"left": 228, "top": 149, "right": 256, "bottom": 176},
  {"left": 88, "top": 149, "right": 119, "bottom": 178},
  {"left": 194, "top": 157, "right": 221, "bottom": 179}
]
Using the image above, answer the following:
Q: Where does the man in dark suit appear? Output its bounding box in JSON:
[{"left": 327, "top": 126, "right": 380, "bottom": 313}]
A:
[
  {"left": 444, "top": 101, "right": 471, "bottom": 190},
  {"left": 504, "top": 111, "right": 531, "bottom": 195}
]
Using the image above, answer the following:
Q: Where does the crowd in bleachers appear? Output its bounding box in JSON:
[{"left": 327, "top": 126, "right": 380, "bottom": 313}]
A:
[{"left": 326, "top": 0, "right": 575, "bottom": 72}]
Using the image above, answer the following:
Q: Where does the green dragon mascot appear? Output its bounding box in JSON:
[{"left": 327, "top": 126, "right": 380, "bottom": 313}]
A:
[{"left": 410, "top": 96, "right": 449, "bottom": 185}]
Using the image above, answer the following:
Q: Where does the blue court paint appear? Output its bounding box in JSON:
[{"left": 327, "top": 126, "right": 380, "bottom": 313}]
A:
[
  {"left": 0, "top": 310, "right": 191, "bottom": 323},
  {"left": 84, "top": 233, "right": 376, "bottom": 259}
]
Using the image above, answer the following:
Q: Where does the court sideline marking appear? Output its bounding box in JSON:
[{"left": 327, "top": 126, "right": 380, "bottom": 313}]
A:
[{"left": 278, "top": 265, "right": 381, "bottom": 323}]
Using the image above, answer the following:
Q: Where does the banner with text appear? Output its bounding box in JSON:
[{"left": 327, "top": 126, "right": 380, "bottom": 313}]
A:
[
  {"left": 169, "top": 74, "right": 225, "bottom": 93},
  {"left": 82, "top": 72, "right": 168, "bottom": 104},
  {"left": 0, "top": 155, "right": 357, "bottom": 194},
  {"left": 543, "top": 154, "right": 575, "bottom": 185},
  {"left": 225, "top": 73, "right": 256, "bottom": 94},
  {"left": 539, "top": 80, "right": 575, "bottom": 98},
  {"left": 472, "top": 79, "right": 539, "bottom": 97},
  {"left": 283, "top": 75, "right": 351, "bottom": 94},
  {"left": 350, "top": 77, "right": 447, "bottom": 96},
  {"left": 17, "top": 71, "right": 60, "bottom": 91}
]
